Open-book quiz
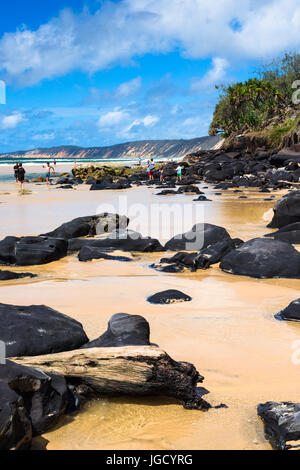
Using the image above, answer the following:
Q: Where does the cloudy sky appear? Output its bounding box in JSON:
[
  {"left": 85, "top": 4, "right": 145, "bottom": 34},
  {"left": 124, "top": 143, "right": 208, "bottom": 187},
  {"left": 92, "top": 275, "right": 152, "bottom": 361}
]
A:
[{"left": 0, "top": 0, "right": 299, "bottom": 152}]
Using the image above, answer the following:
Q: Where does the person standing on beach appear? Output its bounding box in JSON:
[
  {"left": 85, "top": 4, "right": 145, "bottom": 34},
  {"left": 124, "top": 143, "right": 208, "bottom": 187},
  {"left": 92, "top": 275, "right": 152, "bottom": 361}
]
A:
[
  {"left": 176, "top": 164, "right": 183, "bottom": 183},
  {"left": 17, "top": 164, "right": 26, "bottom": 190},
  {"left": 13, "top": 163, "right": 19, "bottom": 182},
  {"left": 43, "top": 162, "right": 55, "bottom": 185},
  {"left": 160, "top": 168, "right": 165, "bottom": 182},
  {"left": 148, "top": 159, "right": 155, "bottom": 182}
]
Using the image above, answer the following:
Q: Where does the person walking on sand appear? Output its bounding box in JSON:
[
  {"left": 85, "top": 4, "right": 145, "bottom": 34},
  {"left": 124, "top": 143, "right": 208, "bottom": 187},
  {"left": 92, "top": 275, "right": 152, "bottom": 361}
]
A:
[
  {"left": 176, "top": 164, "right": 183, "bottom": 183},
  {"left": 17, "top": 164, "right": 26, "bottom": 190},
  {"left": 43, "top": 161, "right": 55, "bottom": 185},
  {"left": 148, "top": 159, "right": 155, "bottom": 182},
  {"left": 13, "top": 163, "right": 19, "bottom": 182}
]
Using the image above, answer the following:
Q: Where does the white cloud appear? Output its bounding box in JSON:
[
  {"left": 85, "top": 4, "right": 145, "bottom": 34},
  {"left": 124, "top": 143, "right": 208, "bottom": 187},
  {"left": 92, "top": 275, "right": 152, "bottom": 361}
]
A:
[
  {"left": 1, "top": 112, "right": 25, "bottom": 129},
  {"left": 1, "top": 1, "right": 300, "bottom": 85},
  {"left": 191, "top": 57, "right": 230, "bottom": 93},
  {"left": 116, "top": 77, "right": 142, "bottom": 97},
  {"left": 98, "top": 108, "right": 129, "bottom": 127},
  {"left": 32, "top": 132, "right": 55, "bottom": 141},
  {"left": 127, "top": 114, "right": 159, "bottom": 131}
]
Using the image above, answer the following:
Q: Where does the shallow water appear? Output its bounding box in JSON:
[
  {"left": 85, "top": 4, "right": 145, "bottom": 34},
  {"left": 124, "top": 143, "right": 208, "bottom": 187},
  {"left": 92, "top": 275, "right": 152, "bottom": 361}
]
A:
[{"left": 0, "top": 181, "right": 299, "bottom": 450}]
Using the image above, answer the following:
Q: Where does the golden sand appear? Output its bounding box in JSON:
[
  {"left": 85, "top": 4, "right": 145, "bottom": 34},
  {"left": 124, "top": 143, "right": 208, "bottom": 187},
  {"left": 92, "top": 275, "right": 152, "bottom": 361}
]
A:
[{"left": 0, "top": 180, "right": 299, "bottom": 450}]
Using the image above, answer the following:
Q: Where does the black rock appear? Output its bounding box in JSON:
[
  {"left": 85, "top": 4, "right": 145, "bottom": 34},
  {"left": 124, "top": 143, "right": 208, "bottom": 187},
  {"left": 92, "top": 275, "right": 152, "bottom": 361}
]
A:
[
  {"left": 267, "top": 192, "right": 300, "bottom": 228},
  {"left": 69, "top": 229, "right": 164, "bottom": 253},
  {"left": 0, "top": 303, "right": 89, "bottom": 357},
  {"left": 220, "top": 237, "right": 300, "bottom": 279},
  {"left": 264, "top": 222, "right": 300, "bottom": 244},
  {"left": 147, "top": 290, "right": 192, "bottom": 304},
  {"left": 0, "top": 360, "right": 79, "bottom": 450},
  {"left": 0, "top": 236, "right": 20, "bottom": 265},
  {"left": 258, "top": 401, "right": 300, "bottom": 450},
  {"left": 275, "top": 298, "right": 300, "bottom": 321},
  {"left": 0, "top": 270, "right": 36, "bottom": 281},
  {"left": 90, "top": 179, "right": 131, "bottom": 190},
  {"left": 149, "top": 263, "right": 184, "bottom": 273},
  {"left": 165, "top": 223, "right": 232, "bottom": 252},
  {"left": 41, "top": 213, "right": 129, "bottom": 239},
  {"left": 15, "top": 236, "right": 68, "bottom": 266},
  {"left": 156, "top": 190, "right": 178, "bottom": 196},
  {"left": 193, "top": 195, "right": 211, "bottom": 201},
  {"left": 78, "top": 246, "right": 132, "bottom": 262},
  {"left": 81, "top": 313, "right": 150, "bottom": 348},
  {"left": 177, "top": 185, "right": 202, "bottom": 195}
]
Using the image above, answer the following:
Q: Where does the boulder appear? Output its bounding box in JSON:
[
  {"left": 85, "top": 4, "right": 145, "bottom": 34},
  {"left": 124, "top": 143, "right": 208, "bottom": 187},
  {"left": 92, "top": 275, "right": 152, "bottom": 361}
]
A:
[
  {"left": 90, "top": 179, "right": 131, "bottom": 190},
  {"left": 149, "top": 263, "right": 184, "bottom": 273},
  {"left": 220, "top": 237, "right": 300, "bottom": 279},
  {"left": 0, "top": 270, "right": 36, "bottom": 281},
  {"left": 147, "top": 290, "right": 192, "bottom": 304},
  {"left": 156, "top": 190, "right": 178, "bottom": 196},
  {"left": 0, "top": 303, "right": 89, "bottom": 357},
  {"left": 275, "top": 298, "right": 300, "bottom": 321},
  {"left": 68, "top": 229, "right": 164, "bottom": 253},
  {"left": 41, "top": 213, "right": 129, "bottom": 239},
  {"left": 78, "top": 246, "right": 132, "bottom": 262},
  {"left": 0, "top": 236, "right": 19, "bottom": 265},
  {"left": 264, "top": 222, "right": 300, "bottom": 244},
  {"left": 0, "top": 360, "right": 78, "bottom": 450},
  {"left": 258, "top": 401, "right": 300, "bottom": 450},
  {"left": 15, "top": 237, "right": 68, "bottom": 266},
  {"left": 81, "top": 313, "right": 150, "bottom": 348},
  {"left": 165, "top": 223, "right": 232, "bottom": 251},
  {"left": 267, "top": 192, "right": 300, "bottom": 228},
  {"left": 177, "top": 185, "right": 201, "bottom": 195},
  {"left": 193, "top": 196, "right": 212, "bottom": 201},
  {"left": 161, "top": 239, "right": 241, "bottom": 271}
]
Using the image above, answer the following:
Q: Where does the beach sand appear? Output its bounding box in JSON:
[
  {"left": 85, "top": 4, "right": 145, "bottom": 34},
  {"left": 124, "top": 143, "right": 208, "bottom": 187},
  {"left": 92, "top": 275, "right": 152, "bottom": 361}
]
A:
[{"left": 0, "top": 180, "right": 299, "bottom": 450}]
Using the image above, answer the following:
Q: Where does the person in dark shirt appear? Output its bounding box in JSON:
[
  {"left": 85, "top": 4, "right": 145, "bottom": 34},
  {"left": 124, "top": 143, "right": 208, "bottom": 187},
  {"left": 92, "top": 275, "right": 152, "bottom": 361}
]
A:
[
  {"left": 13, "top": 163, "right": 19, "bottom": 182},
  {"left": 17, "top": 164, "right": 26, "bottom": 190}
]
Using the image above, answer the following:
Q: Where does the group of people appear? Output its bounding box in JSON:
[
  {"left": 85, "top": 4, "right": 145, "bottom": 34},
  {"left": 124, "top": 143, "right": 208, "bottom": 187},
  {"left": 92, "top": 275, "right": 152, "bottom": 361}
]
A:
[
  {"left": 147, "top": 159, "right": 183, "bottom": 183},
  {"left": 13, "top": 163, "right": 26, "bottom": 189}
]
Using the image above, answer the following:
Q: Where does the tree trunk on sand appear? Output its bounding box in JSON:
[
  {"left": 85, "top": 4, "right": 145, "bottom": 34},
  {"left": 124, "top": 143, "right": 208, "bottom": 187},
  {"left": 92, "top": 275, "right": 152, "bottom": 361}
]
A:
[{"left": 12, "top": 345, "right": 210, "bottom": 411}]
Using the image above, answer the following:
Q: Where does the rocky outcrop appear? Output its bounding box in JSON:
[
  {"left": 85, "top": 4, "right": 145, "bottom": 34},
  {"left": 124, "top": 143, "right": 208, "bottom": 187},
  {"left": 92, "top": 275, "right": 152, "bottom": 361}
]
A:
[
  {"left": 41, "top": 214, "right": 129, "bottom": 239},
  {"left": 78, "top": 246, "right": 132, "bottom": 262},
  {"left": 275, "top": 298, "right": 300, "bottom": 321},
  {"left": 0, "top": 303, "right": 88, "bottom": 357},
  {"left": 220, "top": 237, "right": 300, "bottom": 279},
  {"left": 258, "top": 401, "right": 300, "bottom": 450},
  {"left": 267, "top": 192, "right": 300, "bottom": 229},
  {"left": 0, "top": 270, "right": 36, "bottom": 281},
  {"left": 68, "top": 229, "right": 164, "bottom": 253},
  {"left": 165, "top": 223, "right": 232, "bottom": 252}
]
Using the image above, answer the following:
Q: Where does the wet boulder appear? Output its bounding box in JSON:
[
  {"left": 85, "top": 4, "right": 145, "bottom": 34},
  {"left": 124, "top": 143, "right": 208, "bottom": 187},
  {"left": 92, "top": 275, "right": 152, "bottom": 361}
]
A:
[
  {"left": 68, "top": 229, "right": 164, "bottom": 253},
  {"left": 220, "top": 237, "right": 300, "bottom": 279},
  {"left": 258, "top": 401, "right": 300, "bottom": 450},
  {"left": 0, "top": 236, "right": 20, "bottom": 265},
  {"left": 267, "top": 192, "right": 300, "bottom": 228},
  {"left": 156, "top": 189, "right": 178, "bottom": 195},
  {"left": 147, "top": 290, "right": 192, "bottom": 304},
  {"left": 78, "top": 246, "right": 132, "bottom": 262},
  {"left": 264, "top": 222, "right": 300, "bottom": 244},
  {"left": 165, "top": 223, "right": 232, "bottom": 252},
  {"left": 177, "top": 185, "right": 201, "bottom": 195},
  {"left": 0, "top": 360, "right": 78, "bottom": 450},
  {"left": 82, "top": 313, "right": 150, "bottom": 348},
  {"left": 0, "top": 303, "right": 89, "bottom": 357},
  {"left": 149, "top": 263, "right": 184, "bottom": 273},
  {"left": 15, "top": 237, "right": 67, "bottom": 266},
  {"left": 275, "top": 298, "right": 300, "bottom": 322},
  {"left": 90, "top": 179, "right": 131, "bottom": 190},
  {"left": 193, "top": 195, "right": 211, "bottom": 201},
  {"left": 41, "top": 213, "right": 129, "bottom": 239},
  {"left": 0, "top": 270, "right": 36, "bottom": 281}
]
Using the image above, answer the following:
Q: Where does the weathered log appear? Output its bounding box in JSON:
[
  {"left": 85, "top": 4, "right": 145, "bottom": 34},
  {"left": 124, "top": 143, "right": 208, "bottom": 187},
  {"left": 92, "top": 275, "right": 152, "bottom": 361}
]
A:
[{"left": 12, "top": 346, "right": 210, "bottom": 411}]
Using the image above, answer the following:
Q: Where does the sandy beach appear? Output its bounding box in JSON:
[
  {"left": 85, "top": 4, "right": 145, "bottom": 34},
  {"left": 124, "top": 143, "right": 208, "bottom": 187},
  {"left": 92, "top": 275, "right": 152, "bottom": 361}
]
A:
[{"left": 0, "top": 180, "right": 299, "bottom": 450}]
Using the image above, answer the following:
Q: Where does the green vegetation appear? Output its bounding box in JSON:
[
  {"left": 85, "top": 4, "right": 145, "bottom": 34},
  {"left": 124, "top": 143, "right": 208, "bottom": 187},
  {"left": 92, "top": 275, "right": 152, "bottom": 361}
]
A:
[
  {"left": 18, "top": 189, "right": 32, "bottom": 196},
  {"left": 209, "top": 53, "right": 300, "bottom": 141}
]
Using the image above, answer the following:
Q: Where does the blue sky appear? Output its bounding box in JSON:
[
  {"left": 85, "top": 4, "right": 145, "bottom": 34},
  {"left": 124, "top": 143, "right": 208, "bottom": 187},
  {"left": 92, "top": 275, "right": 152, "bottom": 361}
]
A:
[{"left": 0, "top": 0, "right": 299, "bottom": 152}]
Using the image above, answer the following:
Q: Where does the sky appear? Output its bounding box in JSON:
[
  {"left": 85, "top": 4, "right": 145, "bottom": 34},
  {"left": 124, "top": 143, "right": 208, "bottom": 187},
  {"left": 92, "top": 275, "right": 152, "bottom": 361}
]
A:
[{"left": 0, "top": 0, "right": 299, "bottom": 152}]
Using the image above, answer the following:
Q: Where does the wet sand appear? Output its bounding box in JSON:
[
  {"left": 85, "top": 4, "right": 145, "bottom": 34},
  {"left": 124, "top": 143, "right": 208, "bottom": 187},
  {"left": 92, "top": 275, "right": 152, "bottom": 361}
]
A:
[{"left": 0, "top": 180, "right": 299, "bottom": 450}]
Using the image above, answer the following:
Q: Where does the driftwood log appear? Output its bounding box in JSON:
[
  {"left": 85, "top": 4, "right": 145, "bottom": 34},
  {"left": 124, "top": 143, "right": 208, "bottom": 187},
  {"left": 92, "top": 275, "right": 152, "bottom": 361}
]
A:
[{"left": 12, "top": 345, "right": 210, "bottom": 411}]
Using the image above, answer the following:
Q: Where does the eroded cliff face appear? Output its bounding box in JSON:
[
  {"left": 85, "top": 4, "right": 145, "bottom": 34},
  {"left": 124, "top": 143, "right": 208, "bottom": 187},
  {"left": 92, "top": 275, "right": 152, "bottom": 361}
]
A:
[{"left": 0, "top": 136, "right": 222, "bottom": 161}]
